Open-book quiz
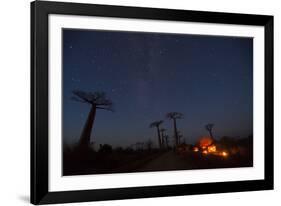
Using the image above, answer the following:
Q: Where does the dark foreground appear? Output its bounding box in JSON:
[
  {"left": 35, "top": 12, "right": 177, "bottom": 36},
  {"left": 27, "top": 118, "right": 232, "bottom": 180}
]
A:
[{"left": 63, "top": 148, "right": 252, "bottom": 176}]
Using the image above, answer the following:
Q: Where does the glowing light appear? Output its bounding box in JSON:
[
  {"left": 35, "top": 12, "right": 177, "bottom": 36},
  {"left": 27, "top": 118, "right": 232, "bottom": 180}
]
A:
[
  {"left": 202, "top": 150, "right": 208, "bottom": 154},
  {"left": 221, "top": 151, "right": 228, "bottom": 157},
  {"left": 198, "top": 136, "right": 213, "bottom": 148},
  {"left": 193, "top": 147, "right": 199, "bottom": 152},
  {"left": 207, "top": 145, "right": 216, "bottom": 153}
]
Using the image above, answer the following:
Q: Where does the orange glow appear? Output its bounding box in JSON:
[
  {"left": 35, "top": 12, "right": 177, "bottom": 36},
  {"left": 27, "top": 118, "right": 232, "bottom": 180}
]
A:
[
  {"left": 198, "top": 136, "right": 213, "bottom": 148},
  {"left": 193, "top": 147, "right": 199, "bottom": 152},
  {"left": 221, "top": 151, "right": 228, "bottom": 157},
  {"left": 196, "top": 136, "right": 230, "bottom": 158},
  {"left": 207, "top": 145, "right": 216, "bottom": 153}
]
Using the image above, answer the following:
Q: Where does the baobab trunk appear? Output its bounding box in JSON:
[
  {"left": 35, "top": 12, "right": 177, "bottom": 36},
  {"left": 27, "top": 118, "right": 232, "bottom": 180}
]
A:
[
  {"left": 160, "top": 130, "right": 164, "bottom": 148},
  {"left": 209, "top": 131, "right": 214, "bottom": 140},
  {"left": 79, "top": 105, "right": 96, "bottom": 147},
  {"left": 173, "top": 119, "right": 178, "bottom": 146},
  {"left": 163, "top": 135, "right": 168, "bottom": 148},
  {"left": 157, "top": 127, "right": 162, "bottom": 149}
]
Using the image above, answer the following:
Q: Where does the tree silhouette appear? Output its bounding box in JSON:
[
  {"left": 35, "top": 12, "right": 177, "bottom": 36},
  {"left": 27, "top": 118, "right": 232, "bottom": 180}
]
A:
[
  {"left": 160, "top": 128, "right": 167, "bottom": 147},
  {"left": 72, "top": 90, "right": 113, "bottom": 147},
  {"left": 205, "top": 123, "right": 214, "bottom": 139},
  {"left": 166, "top": 112, "right": 183, "bottom": 146},
  {"left": 149, "top": 120, "right": 164, "bottom": 149}
]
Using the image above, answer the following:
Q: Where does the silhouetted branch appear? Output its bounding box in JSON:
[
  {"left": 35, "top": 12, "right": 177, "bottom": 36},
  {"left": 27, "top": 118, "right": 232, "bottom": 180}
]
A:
[
  {"left": 72, "top": 90, "right": 113, "bottom": 111},
  {"left": 166, "top": 112, "right": 184, "bottom": 120},
  {"left": 71, "top": 96, "right": 87, "bottom": 103},
  {"left": 96, "top": 106, "right": 114, "bottom": 112},
  {"left": 149, "top": 120, "right": 164, "bottom": 128}
]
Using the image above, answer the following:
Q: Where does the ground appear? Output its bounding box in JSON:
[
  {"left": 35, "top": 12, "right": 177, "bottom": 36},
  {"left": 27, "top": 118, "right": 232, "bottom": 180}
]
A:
[
  {"left": 64, "top": 148, "right": 253, "bottom": 176},
  {"left": 138, "top": 151, "right": 189, "bottom": 172}
]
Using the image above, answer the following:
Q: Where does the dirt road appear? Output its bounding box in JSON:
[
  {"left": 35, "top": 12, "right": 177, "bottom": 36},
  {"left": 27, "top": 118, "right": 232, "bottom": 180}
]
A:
[{"left": 138, "top": 151, "right": 190, "bottom": 172}]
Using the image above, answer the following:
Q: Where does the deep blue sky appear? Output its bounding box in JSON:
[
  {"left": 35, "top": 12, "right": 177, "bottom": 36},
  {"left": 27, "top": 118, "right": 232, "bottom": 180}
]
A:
[{"left": 63, "top": 29, "right": 253, "bottom": 148}]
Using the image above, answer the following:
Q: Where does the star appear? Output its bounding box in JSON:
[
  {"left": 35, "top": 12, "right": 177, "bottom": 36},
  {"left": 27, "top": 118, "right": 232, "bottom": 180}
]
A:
[{"left": 71, "top": 78, "right": 80, "bottom": 83}]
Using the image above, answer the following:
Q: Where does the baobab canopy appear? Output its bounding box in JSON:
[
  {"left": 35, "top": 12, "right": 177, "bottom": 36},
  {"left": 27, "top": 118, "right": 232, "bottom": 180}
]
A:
[{"left": 72, "top": 90, "right": 113, "bottom": 111}]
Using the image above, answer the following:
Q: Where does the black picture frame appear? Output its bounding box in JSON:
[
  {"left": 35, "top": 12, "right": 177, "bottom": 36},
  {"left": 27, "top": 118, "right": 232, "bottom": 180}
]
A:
[{"left": 31, "top": 0, "right": 274, "bottom": 204}]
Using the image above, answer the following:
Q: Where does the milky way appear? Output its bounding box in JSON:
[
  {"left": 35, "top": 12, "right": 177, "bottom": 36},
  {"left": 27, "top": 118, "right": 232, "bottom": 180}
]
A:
[{"left": 63, "top": 29, "right": 253, "bottom": 148}]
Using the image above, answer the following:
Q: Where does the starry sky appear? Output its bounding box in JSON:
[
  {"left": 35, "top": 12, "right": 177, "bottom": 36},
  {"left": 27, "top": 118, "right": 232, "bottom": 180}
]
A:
[{"left": 63, "top": 29, "right": 253, "bottom": 148}]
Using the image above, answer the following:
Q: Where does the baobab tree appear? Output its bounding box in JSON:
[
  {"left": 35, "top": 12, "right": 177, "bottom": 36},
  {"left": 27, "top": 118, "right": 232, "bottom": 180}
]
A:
[
  {"left": 166, "top": 112, "right": 183, "bottom": 146},
  {"left": 160, "top": 128, "right": 167, "bottom": 147},
  {"left": 205, "top": 123, "right": 214, "bottom": 139},
  {"left": 72, "top": 90, "right": 113, "bottom": 147},
  {"left": 149, "top": 120, "right": 163, "bottom": 149}
]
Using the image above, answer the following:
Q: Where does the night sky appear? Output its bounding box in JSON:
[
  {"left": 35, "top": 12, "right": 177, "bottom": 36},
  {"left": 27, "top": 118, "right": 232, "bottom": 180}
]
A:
[{"left": 63, "top": 29, "right": 253, "bottom": 148}]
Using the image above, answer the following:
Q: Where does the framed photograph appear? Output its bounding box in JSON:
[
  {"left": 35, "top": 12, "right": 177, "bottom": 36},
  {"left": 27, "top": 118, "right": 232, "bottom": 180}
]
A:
[{"left": 31, "top": 0, "right": 274, "bottom": 204}]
